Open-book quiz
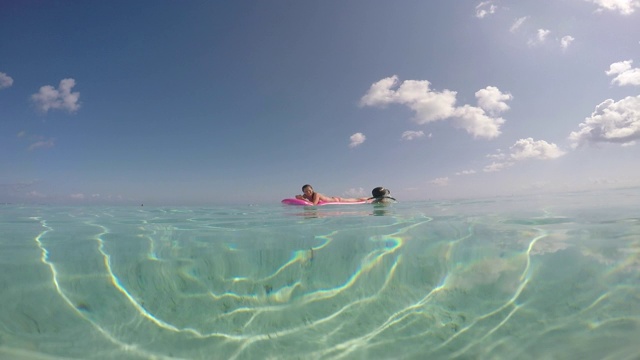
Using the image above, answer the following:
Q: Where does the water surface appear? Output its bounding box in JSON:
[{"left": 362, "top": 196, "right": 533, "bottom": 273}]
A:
[{"left": 1, "top": 189, "right": 639, "bottom": 359}]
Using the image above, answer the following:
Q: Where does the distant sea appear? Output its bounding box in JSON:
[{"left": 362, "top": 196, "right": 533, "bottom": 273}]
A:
[{"left": 1, "top": 188, "right": 639, "bottom": 360}]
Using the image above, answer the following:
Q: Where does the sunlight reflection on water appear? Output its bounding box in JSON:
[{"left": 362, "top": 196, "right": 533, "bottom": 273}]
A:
[{"left": 1, "top": 189, "right": 639, "bottom": 359}]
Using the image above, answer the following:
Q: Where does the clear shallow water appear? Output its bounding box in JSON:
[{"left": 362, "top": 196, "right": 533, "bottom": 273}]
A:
[{"left": 1, "top": 189, "right": 639, "bottom": 360}]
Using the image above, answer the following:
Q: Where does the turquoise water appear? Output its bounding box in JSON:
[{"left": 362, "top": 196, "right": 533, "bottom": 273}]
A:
[{"left": 1, "top": 189, "right": 639, "bottom": 360}]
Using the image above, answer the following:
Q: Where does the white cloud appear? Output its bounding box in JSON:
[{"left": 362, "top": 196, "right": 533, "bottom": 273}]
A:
[
  {"left": 28, "top": 138, "right": 55, "bottom": 151},
  {"left": 528, "top": 29, "right": 551, "bottom": 46},
  {"left": 430, "top": 177, "right": 449, "bottom": 186},
  {"left": 509, "top": 138, "right": 566, "bottom": 160},
  {"left": 349, "top": 132, "right": 366, "bottom": 148},
  {"left": 0, "top": 72, "right": 13, "bottom": 89},
  {"left": 361, "top": 76, "right": 511, "bottom": 139},
  {"left": 483, "top": 138, "right": 565, "bottom": 172},
  {"left": 487, "top": 149, "right": 506, "bottom": 160},
  {"left": 560, "top": 35, "right": 575, "bottom": 50},
  {"left": 510, "top": 16, "right": 528, "bottom": 33},
  {"left": 476, "top": 86, "right": 513, "bottom": 116},
  {"left": 401, "top": 130, "right": 425, "bottom": 140},
  {"left": 569, "top": 96, "right": 640, "bottom": 147},
  {"left": 606, "top": 60, "right": 640, "bottom": 86},
  {"left": 17, "top": 131, "right": 55, "bottom": 151},
  {"left": 483, "top": 161, "right": 514, "bottom": 172},
  {"left": 26, "top": 190, "right": 47, "bottom": 199},
  {"left": 475, "top": 1, "right": 497, "bottom": 18},
  {"left": 456, "top": 169, "right": 477, "bottom": 176},
  {"left": 589, "top": 177, "right": 621, "bottom": 186},
  {"left": 31, "top": 78, "right": 81, "bottom": 113},
  {"left": 607, "top": 60, "right": 633, "bottom": 75},
  {"left": 587, "top": 0, "right": 640, "bottom": 14},
  {"left": 537, "top": 29, "right": 551, "bottom": 41},
  {"left": 70, "top": 193, "right": 85, "bottom": 200},
  {"left": 452, "top": 105, "right": 505, "bottom": 138},
  {"left": 360, "top": 76, "right": 399, "bottom": 107},
  {"left": 344, "top": 187, "right": 366, "bottom": 197},
  {"left": 361, "top": 76, "right": 457, "bottom": 123}
]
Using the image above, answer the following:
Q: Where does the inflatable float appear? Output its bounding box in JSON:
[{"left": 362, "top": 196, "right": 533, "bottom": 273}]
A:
[{"left": 281, "top": 198, "right": 370, "bottom": 206}]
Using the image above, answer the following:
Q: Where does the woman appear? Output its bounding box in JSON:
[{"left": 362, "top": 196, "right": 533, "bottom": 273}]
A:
[{"left": 295, "top": 184, "right": 369, "bottom": 205}]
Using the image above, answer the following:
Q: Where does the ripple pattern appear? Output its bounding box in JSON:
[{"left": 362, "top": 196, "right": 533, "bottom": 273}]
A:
[{"left": 0, "top": 201, "right": 638, "bottom": 359}]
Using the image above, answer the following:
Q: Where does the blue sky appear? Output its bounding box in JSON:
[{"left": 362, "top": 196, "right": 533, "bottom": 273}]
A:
[{"left": 1, "top": 0, "right": 640, "bottom": 205}]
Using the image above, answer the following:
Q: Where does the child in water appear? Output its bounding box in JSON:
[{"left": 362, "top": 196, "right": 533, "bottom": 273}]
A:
[
  {"left": 295, "top": 184, "right": 370, "bottom": 205},
  {"left": 369, "top": 186, "right": 396, "bottom": 204}
]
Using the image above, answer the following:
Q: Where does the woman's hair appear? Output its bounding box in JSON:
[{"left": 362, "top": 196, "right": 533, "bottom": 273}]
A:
[{"left": 302, "top": 184, "right": 313, "bottom": 191}]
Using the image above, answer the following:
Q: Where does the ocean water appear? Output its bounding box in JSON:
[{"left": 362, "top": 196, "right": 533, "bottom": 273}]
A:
[{"left": 1, "top": 189, "right": 639, "bottom": 360}]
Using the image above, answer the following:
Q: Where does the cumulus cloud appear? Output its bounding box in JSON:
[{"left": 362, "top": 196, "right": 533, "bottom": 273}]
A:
[
  {"left": 528, "top": 29, "right": 551, "bottom": 46},
  {"left": 587, "top": 0, "right": 640, "bottom": 14},
  {"left": 31, "top": 78, "right": 81, "bottom": 113},
  {"left": 537, "top": 29, "right": 551, "bottom": 41},
  {"left": 487, "top": 149, "right": 506, "bottom": 160},
  {"left": 560, "top": 35, "right": 575, "bottom": 50},
  {"left": 476, "top": 86, "right": 513, "bottom": 116},
  {"left": 0, "top": 72, "right": 13, "bottom": 89},
  {"left": 475, "top": 1, "right": 497, "bottom": 18},
  {"left": 360, "top": 76, "right": 457, "bottom": 123},
  {"left": 70, "top": 193, "right": 85, "bottom": 200},
  {"left": 483, "top": 161, "right": 514, "bottom": 172},
  {"left": 452, "top": 105, "right": 505, "bottom": 138},
  {"left": 606, "top": 60, "right": 640, "bottom": 86},
  {"left": 509, "top": 138, "right": 567, "bottom": 160},
  {"left": 569, "top": 96, "right": 640, "bottom": 147},
  {"left": 361, "top": 76, "right": 511, "bottom": 139},
  {"left": 430, "top": 177, "right": 449, "bottom": 186},
  {"left": 401, "top": 130, "right": 425, "bottom": 140},
  {"left": 483, "top": 138, "right": 565, "bottom": 172},
  {"left": 510, "top": 16, "right": 528, "bottom": 33},
  {"left": 349, "top": 132, "right": 366, "bottom": 148}
]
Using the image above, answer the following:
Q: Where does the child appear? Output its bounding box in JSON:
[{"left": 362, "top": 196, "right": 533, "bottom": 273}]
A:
[
  {"left": 295, "top": 184, "right": 370, "bottom": 205},
  {"left": 368, "top": 187, "right": 396, "bottom": 204}
]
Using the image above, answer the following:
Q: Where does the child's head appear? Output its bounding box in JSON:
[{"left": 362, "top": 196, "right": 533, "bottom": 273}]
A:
[
  {"left": 372, "top": 187, "right": 390, "bottom": 198},
  {"left": 302, "top": 184, "right": 313, "bottom": 196}
]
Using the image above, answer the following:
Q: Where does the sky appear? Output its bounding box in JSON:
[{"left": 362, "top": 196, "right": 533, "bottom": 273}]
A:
[{"left": 1, "top": 0, "right": 640, "bottom": 205}]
